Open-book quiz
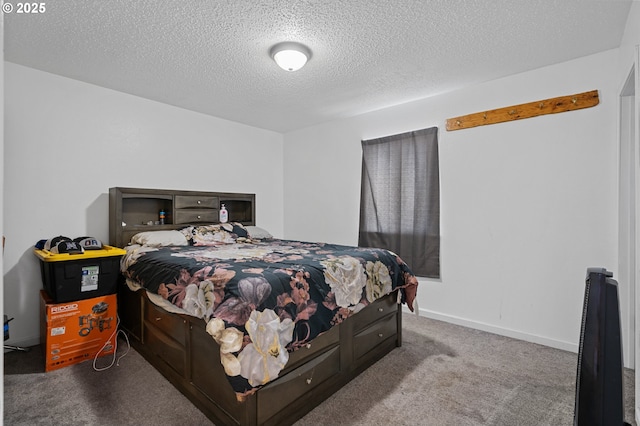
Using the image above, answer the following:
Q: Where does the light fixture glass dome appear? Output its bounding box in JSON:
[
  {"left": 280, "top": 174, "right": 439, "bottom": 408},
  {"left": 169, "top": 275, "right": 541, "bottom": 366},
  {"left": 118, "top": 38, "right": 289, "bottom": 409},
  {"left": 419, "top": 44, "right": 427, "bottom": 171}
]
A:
[{"left": 270, "top": 42, "right": 311, "bottom": 72}]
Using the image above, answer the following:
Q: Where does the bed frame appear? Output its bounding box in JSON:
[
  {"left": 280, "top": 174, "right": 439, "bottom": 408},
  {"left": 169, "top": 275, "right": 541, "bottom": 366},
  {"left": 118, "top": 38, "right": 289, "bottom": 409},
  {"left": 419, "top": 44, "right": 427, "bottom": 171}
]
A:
[{"left": 110, "top": 187, "right": 403, "bottom": 425}]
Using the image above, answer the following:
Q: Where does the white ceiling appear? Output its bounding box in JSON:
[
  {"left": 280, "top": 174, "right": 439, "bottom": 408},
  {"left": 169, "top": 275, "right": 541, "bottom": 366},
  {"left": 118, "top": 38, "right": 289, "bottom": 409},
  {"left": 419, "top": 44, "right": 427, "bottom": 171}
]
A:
[{"left": 4, "top": 0, "right": 633, "bottom": 133}]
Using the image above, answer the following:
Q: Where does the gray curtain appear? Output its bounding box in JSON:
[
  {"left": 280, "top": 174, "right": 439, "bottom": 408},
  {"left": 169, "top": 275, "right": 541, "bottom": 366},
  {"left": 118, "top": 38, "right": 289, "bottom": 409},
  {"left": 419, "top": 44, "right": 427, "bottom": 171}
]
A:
[{"left": 358, "top": 127, "right": 440, "bottom": 278}]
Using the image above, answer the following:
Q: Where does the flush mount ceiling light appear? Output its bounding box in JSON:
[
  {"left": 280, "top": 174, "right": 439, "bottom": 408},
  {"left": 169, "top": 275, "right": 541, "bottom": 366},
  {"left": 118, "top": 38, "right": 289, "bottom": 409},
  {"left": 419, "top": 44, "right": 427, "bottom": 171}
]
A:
[{"left": 270, "top": 42, "right": 312, "bottom": 72}]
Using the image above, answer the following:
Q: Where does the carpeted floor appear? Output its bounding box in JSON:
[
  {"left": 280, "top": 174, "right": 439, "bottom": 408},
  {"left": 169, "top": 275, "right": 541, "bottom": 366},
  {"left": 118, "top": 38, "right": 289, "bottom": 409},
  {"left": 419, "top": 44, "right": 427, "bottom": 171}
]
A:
[{"left": 4, "top": 313, "right": 636, "bottom": 425}]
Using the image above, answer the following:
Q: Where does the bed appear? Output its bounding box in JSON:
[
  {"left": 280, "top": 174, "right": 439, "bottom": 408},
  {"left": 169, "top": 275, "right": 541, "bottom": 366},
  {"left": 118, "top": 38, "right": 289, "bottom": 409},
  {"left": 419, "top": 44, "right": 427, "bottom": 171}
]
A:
[{"left": 109, "top": 187, "right": 418, "bottom": 425}]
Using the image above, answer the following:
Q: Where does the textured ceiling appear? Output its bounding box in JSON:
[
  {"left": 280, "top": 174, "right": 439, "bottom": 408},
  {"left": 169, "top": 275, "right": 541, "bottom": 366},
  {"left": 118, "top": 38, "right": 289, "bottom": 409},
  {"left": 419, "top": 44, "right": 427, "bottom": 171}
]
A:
[{"left": 4, "top": 0, "right": 633, "bottom": 133}]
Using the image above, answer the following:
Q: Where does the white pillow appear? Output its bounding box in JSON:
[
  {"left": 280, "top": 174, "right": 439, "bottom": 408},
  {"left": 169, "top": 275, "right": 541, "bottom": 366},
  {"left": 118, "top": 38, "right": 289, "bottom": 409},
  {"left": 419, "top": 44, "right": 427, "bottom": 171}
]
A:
[
  {"left": 130, "top": 230, "right": 189, "bottom": 247},
  {"left": 246, "top": 226, "right": 273, "bottom": 239}
]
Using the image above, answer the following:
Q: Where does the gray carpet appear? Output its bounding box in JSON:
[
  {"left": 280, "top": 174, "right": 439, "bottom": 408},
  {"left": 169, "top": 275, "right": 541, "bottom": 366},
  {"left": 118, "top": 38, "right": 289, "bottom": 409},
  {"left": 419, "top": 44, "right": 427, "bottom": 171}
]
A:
[{"left": 4, "top": 313, "right": 636, "bottom": 425}]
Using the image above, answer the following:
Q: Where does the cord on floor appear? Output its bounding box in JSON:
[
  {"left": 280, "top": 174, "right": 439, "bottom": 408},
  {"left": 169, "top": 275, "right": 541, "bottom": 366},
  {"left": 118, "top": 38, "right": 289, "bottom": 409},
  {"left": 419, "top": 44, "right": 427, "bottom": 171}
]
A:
[{"left": 92, "top": 314, "right": 131, "bottom": 372}]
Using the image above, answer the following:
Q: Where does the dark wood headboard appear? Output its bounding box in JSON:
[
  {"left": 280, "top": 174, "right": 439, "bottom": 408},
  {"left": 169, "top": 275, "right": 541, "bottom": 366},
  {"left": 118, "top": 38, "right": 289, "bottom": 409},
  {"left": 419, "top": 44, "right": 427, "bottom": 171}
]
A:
[{"left": 109, "top": 187, "right": 255, "bottom": 247}]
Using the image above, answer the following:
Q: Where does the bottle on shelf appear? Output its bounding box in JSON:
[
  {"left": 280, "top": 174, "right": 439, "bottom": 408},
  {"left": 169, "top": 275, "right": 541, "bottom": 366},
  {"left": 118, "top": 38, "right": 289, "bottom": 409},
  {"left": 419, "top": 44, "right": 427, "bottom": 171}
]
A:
[{"left": 219, "top": 204, "right": 228, "bottom": 223}]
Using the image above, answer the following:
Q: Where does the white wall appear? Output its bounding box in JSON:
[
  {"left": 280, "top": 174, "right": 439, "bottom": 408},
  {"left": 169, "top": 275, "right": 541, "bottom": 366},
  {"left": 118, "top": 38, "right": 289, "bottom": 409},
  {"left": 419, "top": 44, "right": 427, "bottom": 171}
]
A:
[
  {"left": 617, "top": 1, "right": 640, "bottom": 421},
  {"left": 283, "top": 49, "right": 620, "bottom": 354},
  {"left": 3, "top": 63, "right": 285, "bottom": 346},
  {"left": 1, "top": 10, "right": 5, "bottom": 421}
]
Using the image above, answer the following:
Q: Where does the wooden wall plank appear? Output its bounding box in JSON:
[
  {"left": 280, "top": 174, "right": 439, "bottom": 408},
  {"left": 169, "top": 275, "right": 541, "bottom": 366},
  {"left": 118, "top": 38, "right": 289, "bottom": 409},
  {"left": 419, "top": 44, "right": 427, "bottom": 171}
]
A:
[{"left": 445, "top": 90, "right": 599, "bottom": 131}]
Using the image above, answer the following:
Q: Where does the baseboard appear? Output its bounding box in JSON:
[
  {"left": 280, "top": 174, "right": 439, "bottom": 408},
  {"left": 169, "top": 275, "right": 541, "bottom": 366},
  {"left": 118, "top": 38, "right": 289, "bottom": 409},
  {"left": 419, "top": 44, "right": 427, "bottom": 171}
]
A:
[{"left": 404, "top": 306, "right": 578, "bottom": 354}]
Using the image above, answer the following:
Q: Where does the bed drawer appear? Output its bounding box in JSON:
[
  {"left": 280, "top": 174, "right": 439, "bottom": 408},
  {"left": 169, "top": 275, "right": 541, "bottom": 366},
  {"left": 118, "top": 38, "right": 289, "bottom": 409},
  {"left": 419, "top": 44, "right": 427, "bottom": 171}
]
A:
[
  {"left": 257, "top": 346, "right": 341, "bottom": 423},
  {"left": 144, "top": 300, "right": 187, "bottom": 346},
  {"left": 174, "top": 195, "right": 218, "bottom": 209},
  {"left": 144, "top": 321, "right": 187, "bottom": 377},
  {"left": 284, "top": 323, "right": 339, "bottom": 373},
  {"left": 174, "top": 209, "right": 218, "bottom": 224},
  {"left": 352, "top": 291, "right": 398, "bottom": 333},
  {"left": 353, "top": 312, "right": 398, "bottom": 361}
]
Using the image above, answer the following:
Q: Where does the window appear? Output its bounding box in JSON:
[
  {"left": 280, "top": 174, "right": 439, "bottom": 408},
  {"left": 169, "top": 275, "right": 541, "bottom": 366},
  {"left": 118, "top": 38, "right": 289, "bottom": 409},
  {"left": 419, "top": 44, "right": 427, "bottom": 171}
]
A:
[{"left": 358, "top": 127, "right": 440, "bottom": 278}]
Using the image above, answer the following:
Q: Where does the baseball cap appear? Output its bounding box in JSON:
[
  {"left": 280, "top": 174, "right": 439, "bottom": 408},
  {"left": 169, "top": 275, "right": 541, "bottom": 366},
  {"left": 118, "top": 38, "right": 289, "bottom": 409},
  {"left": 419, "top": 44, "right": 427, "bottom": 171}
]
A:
[
  {"left": 44, "top": 236, "right": 72, "bottom": 251},
  {"left": 73, "top": 236, "right": 103, "bottom": 250},
  {"left": 50, "top": 240, "right": 84, "bottom": 254}
]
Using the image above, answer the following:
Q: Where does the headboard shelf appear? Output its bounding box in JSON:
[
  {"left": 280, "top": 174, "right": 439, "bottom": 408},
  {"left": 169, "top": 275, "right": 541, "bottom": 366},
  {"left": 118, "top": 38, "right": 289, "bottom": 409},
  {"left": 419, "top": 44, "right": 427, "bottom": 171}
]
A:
[{"left": 109, "top": 187, "right": 256, "bottom": 247}]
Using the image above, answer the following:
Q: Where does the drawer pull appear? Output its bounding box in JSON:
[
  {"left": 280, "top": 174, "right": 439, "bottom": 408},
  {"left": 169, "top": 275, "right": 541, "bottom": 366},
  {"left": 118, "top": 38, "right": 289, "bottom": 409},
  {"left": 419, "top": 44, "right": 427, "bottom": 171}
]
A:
[
  {"left": 197, "top": 200, "right": 201, "bottom": 204},
  {"left": 378, "top": 333, "right": 384, "bottom": 338},
  {"left": 306, "top": 378, "right": 312, "bottom": 385},
  {"left": 197, "top": 215, "right": 201, "bottom": 219},
  {"left": 378, "top": 308, "right": 384, "bottom": 312},
  {"left": 306, "top": 343, "right": 311, "bottom": 349},
  {"left": 155, "top": 317, "right": 162, "bottom": 321}
]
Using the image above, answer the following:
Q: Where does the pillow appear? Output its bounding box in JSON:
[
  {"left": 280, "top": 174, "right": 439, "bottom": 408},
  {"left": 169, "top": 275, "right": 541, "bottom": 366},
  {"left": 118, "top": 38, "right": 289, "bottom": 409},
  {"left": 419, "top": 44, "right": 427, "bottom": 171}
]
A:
[
  {"left": 181, "top": 224, "right": 236, "bottom": 246},
  {"left": 219, "top": 222, "right": 249, "bottom": 239},
  {"left": 246, "top": 226, "right": 273, "bottom": 239},
  {"left": 130, "top": 230, "right": 189, "bottom": 247}
]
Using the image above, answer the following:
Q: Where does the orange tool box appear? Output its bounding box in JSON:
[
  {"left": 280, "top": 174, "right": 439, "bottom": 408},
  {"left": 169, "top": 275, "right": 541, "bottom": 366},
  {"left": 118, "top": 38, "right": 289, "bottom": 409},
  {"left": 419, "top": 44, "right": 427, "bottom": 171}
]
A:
[{"left": 40, "top": 290, "right": 117, "bottom": 372}]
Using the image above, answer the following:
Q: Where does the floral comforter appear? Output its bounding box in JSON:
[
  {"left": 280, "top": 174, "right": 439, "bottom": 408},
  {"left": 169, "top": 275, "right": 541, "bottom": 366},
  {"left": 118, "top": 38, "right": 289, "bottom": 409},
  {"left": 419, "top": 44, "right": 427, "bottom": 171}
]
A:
[{"left": 121, "top": 238, "right": 418, "bottom": 396}]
